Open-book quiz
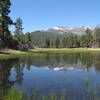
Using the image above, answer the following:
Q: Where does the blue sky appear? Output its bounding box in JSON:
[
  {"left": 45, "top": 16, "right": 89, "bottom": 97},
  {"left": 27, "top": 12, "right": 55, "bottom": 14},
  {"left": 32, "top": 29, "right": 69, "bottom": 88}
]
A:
[{"left": 10, "top": 0, "right": 100, "bottom": 32}]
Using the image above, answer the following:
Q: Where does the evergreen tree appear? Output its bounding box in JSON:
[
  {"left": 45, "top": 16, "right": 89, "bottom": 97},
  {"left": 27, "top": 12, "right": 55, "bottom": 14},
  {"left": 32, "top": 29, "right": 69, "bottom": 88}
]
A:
[
  {"left": 65, "top": 34, "right": 79, "bottom": 48},
  {"left": 62, "top": 37, "right": 67, "bottom": 48},
  {"left": 50, "top": 40, "right": 54, "bottom": 48},
  {"left": 24, "top": 32, "right": 30, "bottom": 43},
  {"left": 55, "top": 37, "right": 60, "bottom": 48},
  {"left": 85, "top": 28, "right": 93, "bottom": 47},
  {"left": 93, "top": 27, "right": 100, "bottom": 47},
  {"left": 45, "top": 38, "right": 50, "bottom": 48},
  {"left": 27, "top": 33, "right": 31, "bottom": 43},
  {"left": 80, "top": 33, "right": 93, "bottom": 48},
  {"left": 0, "top": 0, "right": 13, "bottom": 39},
  {"left": 80, "top": 35, "right": 88, "bottom": 47},
  {"left": 14, "top": 17, "right": 24, "bottom": 44}
]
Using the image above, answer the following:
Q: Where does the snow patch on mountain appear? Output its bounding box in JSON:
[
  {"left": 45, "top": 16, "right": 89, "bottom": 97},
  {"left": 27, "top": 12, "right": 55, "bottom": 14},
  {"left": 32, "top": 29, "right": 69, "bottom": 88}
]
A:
[{"left": 40, "top": 26, "right": 94, "bottom": 35}]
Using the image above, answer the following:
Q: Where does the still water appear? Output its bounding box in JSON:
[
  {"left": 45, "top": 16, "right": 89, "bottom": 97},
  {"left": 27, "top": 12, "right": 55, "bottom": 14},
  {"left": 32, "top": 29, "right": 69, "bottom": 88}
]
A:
[{"left": 0, "top": 53, "right": 100, "bottom": 100}]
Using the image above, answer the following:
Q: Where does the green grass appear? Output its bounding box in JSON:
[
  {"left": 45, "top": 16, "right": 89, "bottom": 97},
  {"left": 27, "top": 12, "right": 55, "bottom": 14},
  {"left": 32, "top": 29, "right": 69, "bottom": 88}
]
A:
[
  {"left": 0, "top": 49, "right": 100, "bottom": 60},
  {"left": 3, "top": 87, "right": 100, "bottom": 100},
  {"left": 4, "top": 88, "right": 22, "bottom": 100},
  {"left": 3, "top": 88, "right": 64, "bottom": 100},
  {"left": 0, "top": 52, "right": 42, "bottom": 60},
  {"left": 33, "top": 49, "right": 100, "bottom": 53}
]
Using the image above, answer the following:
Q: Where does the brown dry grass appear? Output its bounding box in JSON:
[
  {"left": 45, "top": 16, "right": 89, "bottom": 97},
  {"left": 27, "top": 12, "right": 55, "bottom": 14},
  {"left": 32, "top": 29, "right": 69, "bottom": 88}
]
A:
[{"left": 0, "top": 49, "right": 25, "bottom": 54}]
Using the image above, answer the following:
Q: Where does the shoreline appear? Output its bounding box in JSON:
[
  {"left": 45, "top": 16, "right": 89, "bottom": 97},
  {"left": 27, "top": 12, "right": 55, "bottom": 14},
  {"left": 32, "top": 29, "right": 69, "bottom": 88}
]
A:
[
  {"left": 0, "top": 48, "right": 100, "bottom": 60},
  {"left": 33, "top": 48, "right": 100, "bottom": 50}
]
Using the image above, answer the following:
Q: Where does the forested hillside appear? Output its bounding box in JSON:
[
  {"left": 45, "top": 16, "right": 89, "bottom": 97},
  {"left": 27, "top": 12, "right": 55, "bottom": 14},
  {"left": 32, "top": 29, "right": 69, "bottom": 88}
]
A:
[
  {"left": 30, "top": 27, "right": 100, "bottom": 48},
  {"left": 31, "top": 31, "right": 65, "bottom": 48}
]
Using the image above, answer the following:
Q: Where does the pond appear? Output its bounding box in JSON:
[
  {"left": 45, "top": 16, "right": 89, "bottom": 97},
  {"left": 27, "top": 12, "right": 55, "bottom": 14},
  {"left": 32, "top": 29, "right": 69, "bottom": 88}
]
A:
[{"left": 0, "top": 52, "right": 100, "bottom": 100}]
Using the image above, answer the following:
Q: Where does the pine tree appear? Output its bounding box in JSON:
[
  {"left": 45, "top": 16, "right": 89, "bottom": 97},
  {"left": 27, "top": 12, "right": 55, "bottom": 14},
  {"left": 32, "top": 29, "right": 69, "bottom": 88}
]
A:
[
  {"left": 45, "top": 38, "right": 50, "bottom": 48},
  {"left": 62, "top": 37, "right": 66, "bottom": 48},
  {"left": 14, "top": 18, "right": 24, "bottom": 44},
  {"left": 93, "top": 27, "right": 100, "bottom": 47},
  {"left": 0, "top": 0, "right": 13, "bottom": 39},
  {"left": 24, "top": 32, "right": 30, "bottom": 43},
  {"left": 55, "top": 37, "right": 60, "bottom": 48}
]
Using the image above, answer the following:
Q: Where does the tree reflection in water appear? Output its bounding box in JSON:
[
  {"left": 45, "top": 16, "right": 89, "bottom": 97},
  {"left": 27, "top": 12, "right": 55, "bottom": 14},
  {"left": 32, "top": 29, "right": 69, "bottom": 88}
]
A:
[{"left": 0, "top": 53, "right": 100, "bottom": 100}]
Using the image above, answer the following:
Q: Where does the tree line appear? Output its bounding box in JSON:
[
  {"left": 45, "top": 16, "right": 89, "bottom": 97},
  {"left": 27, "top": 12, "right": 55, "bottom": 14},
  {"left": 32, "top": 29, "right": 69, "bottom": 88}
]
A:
[{"left": 44, "top": 27, "right": 100, "bottom": 48}]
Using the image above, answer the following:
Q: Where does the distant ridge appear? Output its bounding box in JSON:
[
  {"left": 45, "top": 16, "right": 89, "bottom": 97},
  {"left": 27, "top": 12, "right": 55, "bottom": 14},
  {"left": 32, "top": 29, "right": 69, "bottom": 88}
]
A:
[{"left": 40, "top": 26, "right": 94, "bottom": 35}]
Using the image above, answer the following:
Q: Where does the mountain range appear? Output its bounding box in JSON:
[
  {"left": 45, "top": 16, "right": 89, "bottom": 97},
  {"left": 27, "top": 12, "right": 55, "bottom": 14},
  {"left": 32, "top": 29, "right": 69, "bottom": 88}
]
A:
[{"left": 40, "top": 26, "right": 94, "bottom": 35}]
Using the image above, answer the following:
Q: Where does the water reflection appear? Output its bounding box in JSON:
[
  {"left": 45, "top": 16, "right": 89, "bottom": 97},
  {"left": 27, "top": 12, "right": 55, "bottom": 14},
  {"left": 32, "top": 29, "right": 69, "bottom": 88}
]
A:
[
  {"left": 0, "top": 53, "right": 100, "bottom": 100},
  {"left": 0, "top": 59, "right": 18, "bottom": 99},
  {"left": 17, "top": 53, "right": 100, "bottom": 73}
]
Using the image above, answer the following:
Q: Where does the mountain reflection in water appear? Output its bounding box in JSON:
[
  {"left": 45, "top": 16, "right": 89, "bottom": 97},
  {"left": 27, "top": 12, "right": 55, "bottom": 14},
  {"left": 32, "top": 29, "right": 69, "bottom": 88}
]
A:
[{"left": 0, "top": 53, "right": 100, "bottom": 100}]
